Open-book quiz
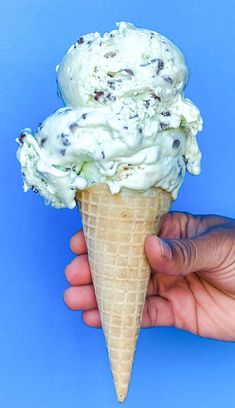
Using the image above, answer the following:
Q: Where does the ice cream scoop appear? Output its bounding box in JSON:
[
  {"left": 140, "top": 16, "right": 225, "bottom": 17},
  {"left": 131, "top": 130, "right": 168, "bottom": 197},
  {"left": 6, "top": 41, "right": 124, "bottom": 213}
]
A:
[
  {"left": 56, "top": 22, "right": 188, "bottom": 108},
  {"left": 17, "top": 96, "right": 201, "bottom": 208}
]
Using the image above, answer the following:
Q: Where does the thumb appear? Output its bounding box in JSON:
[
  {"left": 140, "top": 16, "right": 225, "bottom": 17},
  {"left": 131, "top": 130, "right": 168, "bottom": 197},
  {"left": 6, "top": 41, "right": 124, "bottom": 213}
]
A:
[{"left": 145, "top": 233, "right": 217, "bottom": 276}]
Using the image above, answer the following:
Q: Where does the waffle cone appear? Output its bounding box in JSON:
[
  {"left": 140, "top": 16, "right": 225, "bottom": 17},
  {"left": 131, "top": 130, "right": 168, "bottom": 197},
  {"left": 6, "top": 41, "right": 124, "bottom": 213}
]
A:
[{"left": 76, "top": 184, "right": 171, "bottom": 402}]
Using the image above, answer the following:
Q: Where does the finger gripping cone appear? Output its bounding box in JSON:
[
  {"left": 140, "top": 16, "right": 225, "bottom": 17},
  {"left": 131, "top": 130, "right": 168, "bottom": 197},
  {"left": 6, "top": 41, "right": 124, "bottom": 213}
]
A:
[{"left": 77, "top": 184, "right": 171, "bottom": 402}]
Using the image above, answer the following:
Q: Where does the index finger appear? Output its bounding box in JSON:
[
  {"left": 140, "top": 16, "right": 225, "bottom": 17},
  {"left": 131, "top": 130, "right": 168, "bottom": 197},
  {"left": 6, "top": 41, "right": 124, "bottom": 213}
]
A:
[{"left": 70, "top": 229, "right": 87, "bottom": 255}]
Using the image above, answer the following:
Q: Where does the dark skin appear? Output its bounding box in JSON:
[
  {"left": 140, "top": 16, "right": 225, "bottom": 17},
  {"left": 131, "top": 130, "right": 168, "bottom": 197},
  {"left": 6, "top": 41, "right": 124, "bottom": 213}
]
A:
[{"left": 64, "top": 212, "right": 235, "bottom": 341}]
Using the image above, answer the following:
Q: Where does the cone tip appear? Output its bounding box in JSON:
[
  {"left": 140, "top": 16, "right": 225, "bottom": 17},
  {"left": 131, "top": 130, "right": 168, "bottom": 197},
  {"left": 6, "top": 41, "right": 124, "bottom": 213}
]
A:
[
  {"left": 117, "top": 393, "right": 127, "bottom": 403},
  {"left": 115, "top": 385, "right": 129, "bottom": 403}
]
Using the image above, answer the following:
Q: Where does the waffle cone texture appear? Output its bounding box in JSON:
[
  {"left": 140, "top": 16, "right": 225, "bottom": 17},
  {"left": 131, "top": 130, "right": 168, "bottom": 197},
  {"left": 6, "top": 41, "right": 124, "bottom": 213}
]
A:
[{"left": 76, "top": 184, "right": 171, "bottom": 402}]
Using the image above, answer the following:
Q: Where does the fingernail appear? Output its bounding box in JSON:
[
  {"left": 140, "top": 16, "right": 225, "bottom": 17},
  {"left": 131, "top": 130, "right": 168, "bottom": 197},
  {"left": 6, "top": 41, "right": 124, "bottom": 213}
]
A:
[{"left": 159, "top": 239, "right": 172, "bottom": 260}]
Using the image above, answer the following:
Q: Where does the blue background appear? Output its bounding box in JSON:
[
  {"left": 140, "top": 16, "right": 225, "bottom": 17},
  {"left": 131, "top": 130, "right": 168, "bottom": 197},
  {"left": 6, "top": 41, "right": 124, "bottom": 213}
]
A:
[{"left": 1, "top": 0, "right": 235, "bottom": 407}]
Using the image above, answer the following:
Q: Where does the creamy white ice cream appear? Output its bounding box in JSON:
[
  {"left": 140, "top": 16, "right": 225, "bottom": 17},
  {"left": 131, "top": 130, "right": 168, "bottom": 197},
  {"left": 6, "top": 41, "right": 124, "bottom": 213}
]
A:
[{"left": 17, "top": 22, "right": 203, "bottom": 209}]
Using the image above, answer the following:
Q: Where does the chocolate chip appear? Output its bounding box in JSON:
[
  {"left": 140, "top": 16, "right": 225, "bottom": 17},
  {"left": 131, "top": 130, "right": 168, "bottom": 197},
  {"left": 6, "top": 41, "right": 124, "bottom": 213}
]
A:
[
  {"left": 121, "top": 69, "right": 134, "bottom": 76},
  {"left": 18, "top": 132, "right": 27, "bottom": 144},
  {"left": 106, "top": 93, "right": 116, "bottom": 102},
  {"left": 107, "top": 71, "right": 116, "bottom": 77},
  {"left": 77, "top": 36, "right": 84, "bottom": 44},
  {"left": 81, "top": 113, "right": 87, "bottom": 120},
  {"left": 61, "top": 133, "right": 71, "bottom": 146},
  {"left": 63, "top": 139, "right": 70, "bottom": 146},
  {"left": 38, "top": 122, "right": 43, "bottom": 130},
  {"left": 129, "top": 114, "right": 138, "bottom": 119},
  {"left": 110, "top": 33, "right": 115, "bottom": 38},
  {"left": 101, "top": 151, "right": 105, "bottom": 159},
  {"left": 60, "top": 149, "right": 66, "bottom": 156},
  {"left": 160, "top": 122, "right": 169, "bottom": 130},
  {"left": 69, "top": 123, "right": 79, "bottom": 132},
  {"left": 138, "top": 127, "right": 143, "bottom": 134},
  {"left": 154, "top": 59, "right": 164, "bottom": 74},
  {"left": 140, "top": 62, "right": 151, "bottom": 67},
  {"left": 151, "top": 93, "right": 161, "bottom": 102},
  {"left": 40, "top": 137, "right": 47, "bottom": 147},
  {"left": 123, "top": 126, "right": 128, "bottom": 130},
  {"left": 150, "top": 32, "right": 155, "bottom": 39},
  {"left": 94, "top": 91, "right": 104, "bottom": 101},
  {"left": 172, "top": 139, "right": 180, "bottom": 149},
  {"left": 144, "top": 100, "right": 150, "bottom": 108},
  {"left": 177, "top": 159, "right": 183, "bottom": 176},
  {"left": 87, "top": 40, "right": 92, "bottom": 45},
  {"left": 163, "top": 76, "right": 173, "bottom": 84},
  {"left": 31, "top": 186, "right": 39, "bottom": 194},
  {"left": 104, "top": 51, "right": 116, "bottom": 58},
  {"left": 161, "top": 110, "right": 171, "bottom": 116},
  {"left": 107, "top": 80, "right": 115, "bottom": 89}
]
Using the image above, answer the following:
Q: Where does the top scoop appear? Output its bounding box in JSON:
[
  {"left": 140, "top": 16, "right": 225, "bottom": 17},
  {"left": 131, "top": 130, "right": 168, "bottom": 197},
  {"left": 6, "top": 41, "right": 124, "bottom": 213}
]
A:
[
  {"left": 57, "top": 22, "right": 189, "bottom": 108},
  {"left": 17, "top": 22, "right": 203, "bottom": 209}
]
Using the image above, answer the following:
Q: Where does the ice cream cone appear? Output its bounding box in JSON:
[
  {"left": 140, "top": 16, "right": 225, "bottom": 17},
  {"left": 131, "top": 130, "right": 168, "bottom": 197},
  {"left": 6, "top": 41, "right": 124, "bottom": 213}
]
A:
[{"left": 76, "top": 184, "right": 171, "bottom": 402}]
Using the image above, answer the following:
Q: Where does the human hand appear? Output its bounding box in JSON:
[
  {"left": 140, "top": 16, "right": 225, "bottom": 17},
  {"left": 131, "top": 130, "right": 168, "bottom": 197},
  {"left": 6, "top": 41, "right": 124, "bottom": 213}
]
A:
[{"left": 64, "top": 213, "right": 235, "bottom": 341}]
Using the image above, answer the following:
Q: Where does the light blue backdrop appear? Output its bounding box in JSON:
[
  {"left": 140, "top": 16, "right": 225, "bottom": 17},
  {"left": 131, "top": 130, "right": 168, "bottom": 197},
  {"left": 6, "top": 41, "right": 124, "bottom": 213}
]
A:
[{"left": 1, "top": 0, "right": 235, "bottom": 407}]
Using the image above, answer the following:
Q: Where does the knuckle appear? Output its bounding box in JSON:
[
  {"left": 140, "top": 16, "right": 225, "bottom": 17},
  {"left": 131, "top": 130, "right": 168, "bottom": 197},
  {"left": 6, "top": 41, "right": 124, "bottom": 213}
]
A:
[
  {"left": 185, "top": 239, "right": 197, "bottom": 269},
  {"left": 172, "top": 239, "right": 197, "bottom": 273},
  {"left": 186, "top": 213, "right": 202, "bottom": 237}
]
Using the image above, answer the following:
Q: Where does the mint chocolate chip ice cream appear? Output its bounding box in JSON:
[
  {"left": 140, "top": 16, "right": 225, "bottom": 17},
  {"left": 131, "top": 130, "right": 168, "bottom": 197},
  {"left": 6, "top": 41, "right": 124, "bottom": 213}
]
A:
[
  {"left": 17, "top": 22, "right": 203, "bottom": 209},
  {"left": 56, "top": 22, "right": 188, "bottom": 108}
]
